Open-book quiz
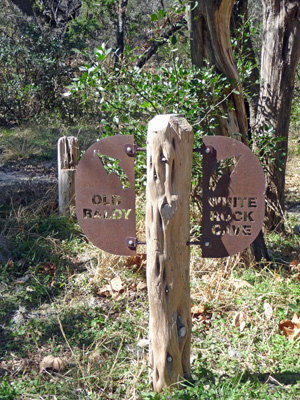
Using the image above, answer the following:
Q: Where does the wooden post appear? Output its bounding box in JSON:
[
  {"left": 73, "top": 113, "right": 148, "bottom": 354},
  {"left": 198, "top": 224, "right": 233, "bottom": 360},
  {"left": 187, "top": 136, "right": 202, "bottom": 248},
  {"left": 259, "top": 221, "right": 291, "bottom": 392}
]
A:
[
  {"left": 146, "top": 115, "right": 194, "bottom": 392},
  {"left": 57, "top": 136, "right": 79, "bottom": 215}
]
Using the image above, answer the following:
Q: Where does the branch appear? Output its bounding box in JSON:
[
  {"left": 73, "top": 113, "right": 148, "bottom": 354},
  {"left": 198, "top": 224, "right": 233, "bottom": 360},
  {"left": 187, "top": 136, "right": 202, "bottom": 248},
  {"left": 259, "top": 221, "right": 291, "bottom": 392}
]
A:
[{"left": 136, "top": 16, "right": 187, "bottom": 69}]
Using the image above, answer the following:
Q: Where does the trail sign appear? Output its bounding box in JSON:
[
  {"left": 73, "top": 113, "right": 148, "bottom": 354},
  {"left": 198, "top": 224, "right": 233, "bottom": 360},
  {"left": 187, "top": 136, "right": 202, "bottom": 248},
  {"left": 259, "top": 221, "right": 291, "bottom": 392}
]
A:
[
  {"left": 73, "top": 117, "right": 266, "bottom": 393},
  {"left": 75, "top": 135, "right": 136, "bottom": 256},
  {"left": 201, "top": 136, "right": 265, "bottom": 258}
]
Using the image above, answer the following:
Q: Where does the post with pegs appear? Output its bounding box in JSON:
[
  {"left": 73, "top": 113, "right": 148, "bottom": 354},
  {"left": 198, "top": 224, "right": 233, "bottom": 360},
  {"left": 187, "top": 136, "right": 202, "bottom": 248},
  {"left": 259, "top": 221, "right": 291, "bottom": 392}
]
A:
[{"left": 146, "top": 114, "right": 194, "bottom": 392}]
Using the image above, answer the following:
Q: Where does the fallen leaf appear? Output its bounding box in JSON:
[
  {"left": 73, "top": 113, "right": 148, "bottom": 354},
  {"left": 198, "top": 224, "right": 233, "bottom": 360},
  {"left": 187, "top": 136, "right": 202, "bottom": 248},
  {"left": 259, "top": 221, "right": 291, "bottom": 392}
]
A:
[
  {"left": 264, "top": 302, "right": 273, "bottom": 320},
  {"left": 97, "top": 277, "right": 126, "bottom": 299},
  {"left": 289, "top": 260, "right": 300, "bottom": 271},
  {"left": 14, "top": 274, "right": 30, "bottom": 284},
  {"left": 97, "top": 284, "right": 111, "bottom": 297},
  {"left": 292, "top": 273, "right": 300, "bottom": 281},
  {"left": 40, "top": 262, "right": 56, "bottom": 276},
  {"left": 232, "top": 279, "right": 253, "bottom": 290},
  {"left": 137, "top": 280, "right": 147, "bottom": 291},
  {"left": 239, "top": 320, "right": 246, "bottom": 332},
  {"left": 191, "top": 304, "right": 206, "bottom": 317},
  {"left": 274, "top": 272, "right": 282, "bottom": 282},
  {"left": 279, "top": 313, "right": 300, "bottom": 340},
  {"left": 233, "top": 311, "right": 247, "bottom": 332},
  {"left": 39, "top": 355, "right": 64, "bottom": 373},
  {"left": 110, "top": 276, "right": 124, "bottom": 292},
  {"left": 191, "top": 304, "right": 211, "bottom": 326},
  {"left": 126, "top": 254, "right": 147, "bottom": 270}
]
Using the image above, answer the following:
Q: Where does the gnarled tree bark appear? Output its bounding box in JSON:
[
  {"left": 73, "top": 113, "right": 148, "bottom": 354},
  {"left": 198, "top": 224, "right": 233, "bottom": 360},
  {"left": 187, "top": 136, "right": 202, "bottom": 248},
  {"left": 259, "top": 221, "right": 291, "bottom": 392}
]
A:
[
  {"left": 189, "top": 0, "right": 249, "bottom": 143},
  {"left": 254, "top": 0, "right": 300, "bottom": 230}
]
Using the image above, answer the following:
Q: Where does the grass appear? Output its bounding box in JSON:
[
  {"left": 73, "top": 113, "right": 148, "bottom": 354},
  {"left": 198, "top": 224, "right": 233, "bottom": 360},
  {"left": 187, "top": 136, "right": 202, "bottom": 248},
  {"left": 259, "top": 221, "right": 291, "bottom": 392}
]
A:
[
  {"left": 0, "top": 126, "right": 300, "bottom": 399},
  {"left": 0, "top": 123, "right": 101, "bottom": 163}
]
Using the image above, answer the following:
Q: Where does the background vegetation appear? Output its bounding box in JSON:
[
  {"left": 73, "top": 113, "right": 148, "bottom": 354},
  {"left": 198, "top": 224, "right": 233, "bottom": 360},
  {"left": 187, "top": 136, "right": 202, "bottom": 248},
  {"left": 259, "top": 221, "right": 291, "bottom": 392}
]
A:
[{"left": 0, "top": 0, "right": 300, "bottom": 399}]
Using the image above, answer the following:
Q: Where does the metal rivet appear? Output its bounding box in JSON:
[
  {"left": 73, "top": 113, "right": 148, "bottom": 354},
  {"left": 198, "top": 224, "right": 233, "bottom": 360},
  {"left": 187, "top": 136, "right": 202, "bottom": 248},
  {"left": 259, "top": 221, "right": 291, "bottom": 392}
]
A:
[
  {"left": 205, "top": 148, "right": 210, "bottom": 154},
  {"left": 204, "top": 241, "right": 210, "bottom": 247},
  {"left": 126, "top": 146, "right": 132, "bottom": 153},
  {"left": 128, "top": 240, "right": 134, "bottom": 245}
]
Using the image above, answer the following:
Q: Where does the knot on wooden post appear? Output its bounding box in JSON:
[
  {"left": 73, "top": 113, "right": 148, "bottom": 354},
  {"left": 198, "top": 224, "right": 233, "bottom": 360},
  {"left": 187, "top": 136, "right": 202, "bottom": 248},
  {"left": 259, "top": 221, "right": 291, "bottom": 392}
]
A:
[
  {"left": 160, "top": 197, "right": 178, "bottom": 226},
  {"left": 146, "top": 115, "right": 193, "bottom": 392}
]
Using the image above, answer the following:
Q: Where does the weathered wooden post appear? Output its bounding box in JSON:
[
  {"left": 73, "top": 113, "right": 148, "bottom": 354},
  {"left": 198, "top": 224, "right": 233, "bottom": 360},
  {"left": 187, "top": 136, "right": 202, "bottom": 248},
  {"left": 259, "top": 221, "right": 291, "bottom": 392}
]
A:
[
  {"left": 146, "top": 115, "right": 194, "bottom": 392},
  {"left": 57, "top": 136, "right": 79, "bottom": 215}
]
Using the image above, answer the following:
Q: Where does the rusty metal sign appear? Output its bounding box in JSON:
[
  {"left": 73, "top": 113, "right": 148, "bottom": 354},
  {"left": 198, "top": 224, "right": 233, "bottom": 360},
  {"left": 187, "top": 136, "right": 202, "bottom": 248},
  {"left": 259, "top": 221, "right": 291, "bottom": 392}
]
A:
[
  {"left": 75, "top": 135, "right": 136, "bottom": 256},
  {"left": 201, "top": 136, "right": 265, "bottom": 258}
]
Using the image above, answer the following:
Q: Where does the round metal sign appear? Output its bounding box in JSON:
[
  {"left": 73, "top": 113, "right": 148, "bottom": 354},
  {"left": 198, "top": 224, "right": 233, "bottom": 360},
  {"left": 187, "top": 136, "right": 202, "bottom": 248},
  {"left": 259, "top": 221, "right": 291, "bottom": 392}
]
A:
[
  {"left": 201, "top": 136, "right": 265, "bottom": 258},
  {"left": 75, "top": 135, "right": 136, "bottom": 256}
]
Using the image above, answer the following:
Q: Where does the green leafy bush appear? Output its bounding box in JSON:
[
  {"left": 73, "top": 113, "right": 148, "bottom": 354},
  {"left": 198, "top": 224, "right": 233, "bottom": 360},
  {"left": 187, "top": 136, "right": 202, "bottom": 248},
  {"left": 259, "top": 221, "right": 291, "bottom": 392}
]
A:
[
  {"left": 67, "top": 43, "right": 236, "bottom": 189},
  {"left": 0, "top": 24, "right": 76, "bottom": 125}
]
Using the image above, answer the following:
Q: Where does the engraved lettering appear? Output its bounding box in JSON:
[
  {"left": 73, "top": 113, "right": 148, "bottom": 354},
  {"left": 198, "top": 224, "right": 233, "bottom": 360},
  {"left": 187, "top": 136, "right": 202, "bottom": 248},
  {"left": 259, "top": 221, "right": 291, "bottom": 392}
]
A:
[
  {"left": 212, "top": 224, "right": 223, "bottom": 235},
  {"left": 243, "top": 225, "right": 252, "bottom": 235},
  {"left": 248, "top": 197, "right": 257, "bottom": 207},
  {"left": 93, "top": 209, "right": 102, "bottom": 218},
  {"left": 112, "top": 209, "right": 123, "bottom": 219},
  {"left": 112, "top": 195, "right": 122, "bottom": 206},
  {"left": 102, "top": 195, "right": 109, "bottom": 205},
  {"left": 232, "top": 211, "right": 243, "bottom": 222},
  {"left": 122, "top": 209, "right": 132, "bottom": 219},
  {"left": 243, "top": 211, "right": 254, "bottom": 222},
  {"left": 238, "top": 197, "right": 247, "bottom": 207},
  {"left": 83, "top": 208, "right": 92, "bottom": 218},
  {"left": 92, "top": 195, "right": 102, "bottom": 204},
  {"left": 208, "top": 196, "right": 258, "bottom": 208}
]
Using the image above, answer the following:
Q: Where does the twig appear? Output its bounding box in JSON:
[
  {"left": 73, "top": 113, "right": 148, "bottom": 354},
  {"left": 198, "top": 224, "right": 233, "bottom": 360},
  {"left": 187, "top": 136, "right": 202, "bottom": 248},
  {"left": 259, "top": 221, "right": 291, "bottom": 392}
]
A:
[{"left": 192, "top": 88, "right": 238, "bottom": 127}]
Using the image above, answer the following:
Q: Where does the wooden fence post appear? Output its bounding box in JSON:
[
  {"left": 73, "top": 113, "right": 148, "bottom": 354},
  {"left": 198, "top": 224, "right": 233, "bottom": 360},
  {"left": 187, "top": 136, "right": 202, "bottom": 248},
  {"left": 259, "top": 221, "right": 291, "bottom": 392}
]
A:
[
  {"left": 146, "top": 115, "right": 194, "bottom": 392},
  {"left": 57, "top": 136, "right": 79, "bottom": 215}
]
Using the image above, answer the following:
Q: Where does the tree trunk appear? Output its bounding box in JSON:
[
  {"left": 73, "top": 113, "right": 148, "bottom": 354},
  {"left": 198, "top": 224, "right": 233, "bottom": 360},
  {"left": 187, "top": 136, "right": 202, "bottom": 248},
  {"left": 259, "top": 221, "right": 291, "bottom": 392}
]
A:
[
  {"left": 254, "top": 0, "right": 300, "bottom": 230},
  {"left": 189, "top": 0, "right": 249, "bottom": 143},
  {"left": 146, "top": 115, "right": 193, "bottom": 392},
  {"left": 231, "top": 0, "right": 261, "bottom": 134},
  {"left": 115, "top": 0, "right": 128, "bottom": 69}
]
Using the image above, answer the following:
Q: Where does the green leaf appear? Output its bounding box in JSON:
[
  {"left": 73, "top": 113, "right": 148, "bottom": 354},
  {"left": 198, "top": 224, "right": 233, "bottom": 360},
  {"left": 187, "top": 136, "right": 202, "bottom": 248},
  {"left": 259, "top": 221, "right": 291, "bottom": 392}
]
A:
[
  {"left": 151, "top": 13, "right": 158, "bottom": 22},
  {"left": 72, "top": 48, "right": 82, "bottom": 54},
  {"left": 158, "top": 9, "right": 166, "bottom": 18},
  {"left": 289, "top": 304, "right": 298, "bottom": 311},
  {"left": 171, "top": 35, "right": 177, "bottom": 45}
]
